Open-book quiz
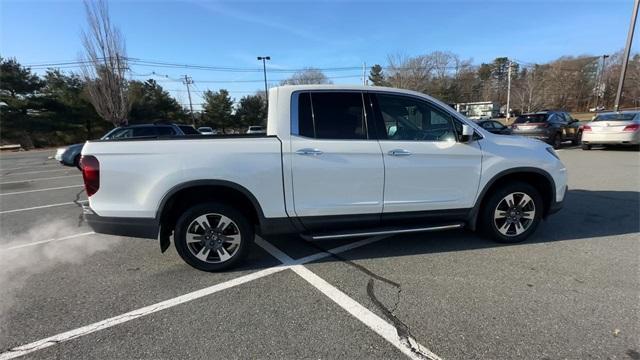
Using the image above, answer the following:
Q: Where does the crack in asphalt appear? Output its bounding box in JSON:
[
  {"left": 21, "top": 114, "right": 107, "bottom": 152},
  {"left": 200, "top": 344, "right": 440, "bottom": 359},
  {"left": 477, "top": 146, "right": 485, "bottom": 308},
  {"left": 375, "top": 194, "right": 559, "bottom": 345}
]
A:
[
  {"left": 303, "top": 239, "right": 436, "bottom": 360},
  {"left": 73, "top": 188, "right": 85, "bottom": 227}
]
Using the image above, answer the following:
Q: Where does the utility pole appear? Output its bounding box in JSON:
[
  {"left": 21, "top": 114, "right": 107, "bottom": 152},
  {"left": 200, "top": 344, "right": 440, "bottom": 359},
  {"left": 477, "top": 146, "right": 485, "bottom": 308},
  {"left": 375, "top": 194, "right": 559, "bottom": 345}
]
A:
[
  {"left": 506, "top": 60, "right": 512, "bottom": 122},
  {"left": 614, "top": 0, "right": 639, "bottom": 112},
  {"left": 257, "top": 56, "right": 271, "bottom": 108},
  {"left": 182, "top": 75, "right": 195, "bottom": 125},
  {"left": 594, "top": 55, "right": 609, "bottom": 109},
  {"left": 362, "top": 62, "right": 367, "bottom": 86}
]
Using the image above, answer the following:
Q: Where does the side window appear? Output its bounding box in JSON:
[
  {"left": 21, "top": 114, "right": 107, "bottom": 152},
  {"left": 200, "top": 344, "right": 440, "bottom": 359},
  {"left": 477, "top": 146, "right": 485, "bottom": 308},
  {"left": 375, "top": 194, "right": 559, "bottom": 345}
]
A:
[
  {"left": 481, "top": 122, "right": 495, "bottom": 129},
  {"left": 156, "top": 126, "right": 176, "bottom": 136},
  {"left": 109, "top": 128, "right": 133, "bottom": 139},
  {"left": 132, "top": 127, "right": 157, "bottom": 137},
  {"left": 296, "top": 92, "right": 367, "bottom": 140},
  {"left": 376, "top": 94, "right": 456, "bottom": 141}
]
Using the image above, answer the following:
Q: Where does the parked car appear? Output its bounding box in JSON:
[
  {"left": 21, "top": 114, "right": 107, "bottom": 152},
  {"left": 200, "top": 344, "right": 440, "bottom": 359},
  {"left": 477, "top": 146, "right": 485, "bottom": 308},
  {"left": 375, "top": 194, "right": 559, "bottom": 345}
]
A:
[
  {"left": 476, "top": 120, "right": 512, "bottom": 135},
  {"left": 246, "top": 125, "right": 266, "bottom": 134},
  {"left": 510, "top": 111, "right": 582, "bottom": 148},
  {"left": 81, "top": 85, "right": 567, "bottom": 272},
  {"left": 581, "top": 111, "right": 640, "bottom": 150},
  {"left": 55, "top": 123, "right": 192, "bottom": 168},
  {"left": 198, "top": 127, "right": 216, "bottom": 135}
]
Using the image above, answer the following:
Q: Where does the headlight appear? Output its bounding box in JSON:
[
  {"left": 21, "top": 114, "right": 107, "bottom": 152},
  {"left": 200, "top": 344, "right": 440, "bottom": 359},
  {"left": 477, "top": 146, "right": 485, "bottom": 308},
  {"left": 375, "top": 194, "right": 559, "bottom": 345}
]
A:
[{"left": 545, "top": 147, "right": 559, "bottom": 160}]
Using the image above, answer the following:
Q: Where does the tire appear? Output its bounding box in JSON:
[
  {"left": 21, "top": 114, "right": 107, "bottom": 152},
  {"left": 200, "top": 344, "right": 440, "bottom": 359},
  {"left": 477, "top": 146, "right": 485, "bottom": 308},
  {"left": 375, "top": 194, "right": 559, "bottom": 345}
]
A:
[
  {"left": 480, "top": 182, "right": 543, "bottom": 243},
  {"left": 174, "top": 202, "right": 253, "bottom": 272},
  {"left": 582, "top": 144, "right": 591, "bottom": 150},
  {"left": 551, "top": 133, "right": 562, "bottom": 149},
  {"left": 571, "top": 132, "right": 582, "bottom": 146},
  {"left": 74, "top": 154, "right": 82, "bottom": 170}
]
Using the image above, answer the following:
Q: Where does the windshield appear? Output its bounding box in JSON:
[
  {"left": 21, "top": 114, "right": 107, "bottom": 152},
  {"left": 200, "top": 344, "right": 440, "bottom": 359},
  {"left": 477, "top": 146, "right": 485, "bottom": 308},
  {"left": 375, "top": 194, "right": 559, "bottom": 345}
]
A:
[
  {"left": 514, "top": 114, "right": 548, "bottom": 124},
  {"left": 594, "top": 113, "right": 638, "bottom": 121}
]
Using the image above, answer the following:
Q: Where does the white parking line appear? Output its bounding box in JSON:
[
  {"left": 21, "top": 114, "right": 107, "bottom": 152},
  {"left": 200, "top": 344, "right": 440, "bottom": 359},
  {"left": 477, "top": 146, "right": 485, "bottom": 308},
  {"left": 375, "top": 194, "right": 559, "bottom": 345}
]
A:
[
  {"left": 256, "top": 238, "right": 441, "bottom": 360},
  {"left": 0, "top": 175, "right": 81, "bottom": 185},
  {"left": 0, "top": 235, "right": 390, "bottom": 360},
  {"left": 0, "top": 184, "right": 84, "bottom": 196},
  {"left": 0, "top": 164, "right": 62, "bottom": 172},
  {"left": 0, "top": 231, "right": 95, "bottom": 251},
  {"left": 0, "top": 201, "right": 86, "bottom": 215},
  {"left": 1, "top": 168, "right": 74, "bottom": 177}
]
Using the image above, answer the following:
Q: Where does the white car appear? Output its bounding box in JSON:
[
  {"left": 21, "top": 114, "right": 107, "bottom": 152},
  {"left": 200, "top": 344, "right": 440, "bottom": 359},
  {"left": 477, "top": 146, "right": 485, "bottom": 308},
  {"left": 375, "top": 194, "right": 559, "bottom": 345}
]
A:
[
  {"left": 197, "top": 127, "right": 216, "bottom": 135},
  {"left": 246, "top": 125, "right": 266, "bottom": 134},
  {"left": 80, "top": 85, "right": 567, "bottom": 272},
  {"left": 581, "top": 111, "right": 640, "bottom": 150}
]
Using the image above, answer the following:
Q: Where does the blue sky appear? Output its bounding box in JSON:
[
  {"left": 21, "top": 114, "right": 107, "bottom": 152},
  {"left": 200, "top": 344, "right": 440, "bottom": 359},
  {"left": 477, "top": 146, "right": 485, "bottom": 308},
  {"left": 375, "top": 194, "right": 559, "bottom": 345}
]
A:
[{"left": 1, "top": 0, "right": 638, "bottom": 110}]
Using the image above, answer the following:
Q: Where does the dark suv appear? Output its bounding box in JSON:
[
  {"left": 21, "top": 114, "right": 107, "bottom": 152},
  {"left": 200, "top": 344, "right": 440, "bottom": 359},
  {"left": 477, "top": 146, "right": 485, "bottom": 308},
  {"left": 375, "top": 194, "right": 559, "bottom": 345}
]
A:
[
  {"left": 57, "top": 123, "right": 199, "bottom": 168},
  {"left": 510, "top": 111, "right": 582, "bottom": 148}
]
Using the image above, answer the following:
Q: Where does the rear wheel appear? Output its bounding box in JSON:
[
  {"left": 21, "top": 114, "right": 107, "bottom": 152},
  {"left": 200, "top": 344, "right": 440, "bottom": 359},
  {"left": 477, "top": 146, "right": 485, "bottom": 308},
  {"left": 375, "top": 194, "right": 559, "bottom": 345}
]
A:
[
  {"left": 571, "top": 131, "right": 582, "bottom": 146},
  {"left": 480, "top": 182, "right": 543, "bottom": 243},
  {"left": 582, "top": 144, "right": 591, "bottom": 150},
  {"left": 552, "top": 133, "right": 562, "bottom": 149},
  {"left": 74, "top": 154, "right": 81, "bottom": 170},
  {"left": 174, "top": 202, "right": 253, "bottom": 272}
]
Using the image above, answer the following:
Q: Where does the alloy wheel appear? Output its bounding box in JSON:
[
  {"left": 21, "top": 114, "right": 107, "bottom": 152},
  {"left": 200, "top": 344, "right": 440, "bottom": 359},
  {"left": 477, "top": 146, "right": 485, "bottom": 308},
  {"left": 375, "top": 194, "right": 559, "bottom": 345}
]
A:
[
  {"left": 185, "top": 213, "right": 242, "bottom": 263},
  {"left": 493, "top": 192, "right": 536, "bottom": 237}
]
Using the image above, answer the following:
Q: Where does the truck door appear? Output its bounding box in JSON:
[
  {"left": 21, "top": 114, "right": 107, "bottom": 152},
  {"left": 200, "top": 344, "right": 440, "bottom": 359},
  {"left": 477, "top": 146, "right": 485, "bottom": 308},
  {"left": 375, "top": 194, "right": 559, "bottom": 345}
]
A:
[
  {"left": 371, "top": 92, "right": 483, "bottom": 217},
  {"left": 289, "top": 91, "right": 384, "bottom": 231}
]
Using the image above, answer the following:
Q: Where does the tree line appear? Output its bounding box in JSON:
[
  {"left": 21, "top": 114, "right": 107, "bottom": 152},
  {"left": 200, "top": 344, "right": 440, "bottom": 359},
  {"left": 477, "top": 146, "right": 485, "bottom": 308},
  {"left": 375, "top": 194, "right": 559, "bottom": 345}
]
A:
[
  {"left": 369, "top": 51, "right": 640, "bottom": 115},
  {"left": 0, "top": 57, "right": 272, "bottom": 148}
]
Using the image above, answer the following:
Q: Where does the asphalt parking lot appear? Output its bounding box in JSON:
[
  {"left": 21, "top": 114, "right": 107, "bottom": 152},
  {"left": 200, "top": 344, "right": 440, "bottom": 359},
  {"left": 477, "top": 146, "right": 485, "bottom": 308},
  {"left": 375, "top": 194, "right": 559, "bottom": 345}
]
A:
[{"left": 0, "top": 147, "right": 638, "bottom": 360}]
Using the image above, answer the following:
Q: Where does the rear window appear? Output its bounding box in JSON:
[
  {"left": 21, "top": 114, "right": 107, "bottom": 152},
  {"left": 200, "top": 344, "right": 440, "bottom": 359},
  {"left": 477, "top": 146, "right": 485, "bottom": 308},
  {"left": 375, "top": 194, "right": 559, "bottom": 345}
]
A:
[
  {"left": 594, "top": 113, "right": 638, "bottom": 121},
  {"left": 514, "top": 114, "right": 548, "bottom": 124},
  {"left": 178, "top": 125, "right": 200, "bottom": 135},
  {"left": 297, "top": 92, "right": 367, "bottom": 140}
]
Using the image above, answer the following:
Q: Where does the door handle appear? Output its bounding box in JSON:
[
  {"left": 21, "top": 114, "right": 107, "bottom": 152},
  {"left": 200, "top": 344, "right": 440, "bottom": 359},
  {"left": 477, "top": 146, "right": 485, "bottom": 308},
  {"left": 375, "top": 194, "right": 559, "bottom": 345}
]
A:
[
  {"left": 296, "top": 148, "right": 323, "bottom": 156},
  {"left": 388, "top": 149, "right": 412, "bottom": 156}
]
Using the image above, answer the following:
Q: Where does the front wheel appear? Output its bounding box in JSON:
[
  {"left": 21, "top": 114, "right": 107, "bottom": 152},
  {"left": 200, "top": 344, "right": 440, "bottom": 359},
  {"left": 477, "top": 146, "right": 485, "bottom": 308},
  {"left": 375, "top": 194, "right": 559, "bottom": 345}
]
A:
[
  {"left": 582, "top": 144, "right": 591, "bottom": 150},
  {"left": 174, "top": 202, "right": 253, "bottom": 272},
  {"left": 480, "top": 182, "right": 543, "bottom": 243},
  {"left": 551, "top": 133, "right": 562, "bottom": 149}
]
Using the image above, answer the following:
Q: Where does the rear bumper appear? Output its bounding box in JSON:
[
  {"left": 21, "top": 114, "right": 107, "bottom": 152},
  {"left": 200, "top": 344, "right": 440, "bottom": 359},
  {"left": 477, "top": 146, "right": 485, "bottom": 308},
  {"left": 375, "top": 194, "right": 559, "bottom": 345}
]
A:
[
  {"left": 83, "top": 205, "right": 159, "bottom": 239},
  {"left": 512, "top": 131, "right": 553, "bottom": 142},
  {"left": 582, "top": 131, "right": 639, "bottom": 145}
]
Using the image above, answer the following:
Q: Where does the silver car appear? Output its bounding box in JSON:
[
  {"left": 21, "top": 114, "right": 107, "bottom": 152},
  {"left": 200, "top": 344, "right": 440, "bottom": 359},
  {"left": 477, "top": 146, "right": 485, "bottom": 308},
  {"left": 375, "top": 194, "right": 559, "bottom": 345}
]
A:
[{"left": 581, "top": 111, "right": 640, "bottom": 150}]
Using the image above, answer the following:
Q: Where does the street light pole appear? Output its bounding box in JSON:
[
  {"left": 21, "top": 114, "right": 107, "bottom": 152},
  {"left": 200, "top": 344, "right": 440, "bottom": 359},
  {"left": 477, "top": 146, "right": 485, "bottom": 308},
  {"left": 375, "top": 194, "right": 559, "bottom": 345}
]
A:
[
  {"left": 595, "top": 54, "right": 609, "bottom": 110},
  {"left": 257, "top": 56, "right": 271, "bottom": 107},
  {"left": 614, "top": 0, "right": 639, "bottom": 112}
]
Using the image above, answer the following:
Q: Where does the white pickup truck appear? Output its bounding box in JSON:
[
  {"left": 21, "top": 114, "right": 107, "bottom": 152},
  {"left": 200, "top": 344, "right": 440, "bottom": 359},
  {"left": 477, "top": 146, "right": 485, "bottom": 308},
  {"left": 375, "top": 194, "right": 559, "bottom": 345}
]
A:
[{"left": 81, "top": 85, "right": 567, "bottom": 271}]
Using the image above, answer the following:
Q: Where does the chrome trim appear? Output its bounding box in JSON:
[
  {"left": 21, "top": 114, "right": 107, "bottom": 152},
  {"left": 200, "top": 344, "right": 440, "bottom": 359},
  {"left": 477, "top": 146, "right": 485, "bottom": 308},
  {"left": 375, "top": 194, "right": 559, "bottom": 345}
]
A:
[{"left": 310, "top": 223, "right": 464, "bottom": 240}]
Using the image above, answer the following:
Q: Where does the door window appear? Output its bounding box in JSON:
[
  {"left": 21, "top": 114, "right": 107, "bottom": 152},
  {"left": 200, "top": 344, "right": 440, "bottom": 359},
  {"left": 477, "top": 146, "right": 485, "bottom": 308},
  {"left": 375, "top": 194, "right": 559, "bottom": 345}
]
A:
[
  {"left": 375, "top": 94, "right": 456, "bottom": 141},
  {"left": 297, "top": 92, "right": 367, "bottom": 140},
  {"left": 156, "top": 126, "right": 177, "bottom": 136},
  {"left": 132, "top": 127, "right": 157, "bottom": 137}
]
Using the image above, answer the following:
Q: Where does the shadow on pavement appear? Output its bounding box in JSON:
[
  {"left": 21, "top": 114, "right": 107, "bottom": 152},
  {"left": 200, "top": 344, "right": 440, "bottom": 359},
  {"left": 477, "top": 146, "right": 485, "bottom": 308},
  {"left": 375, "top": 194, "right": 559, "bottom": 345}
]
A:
[{"left": 278, "top": 189, "right": 640, "bottom": 263}]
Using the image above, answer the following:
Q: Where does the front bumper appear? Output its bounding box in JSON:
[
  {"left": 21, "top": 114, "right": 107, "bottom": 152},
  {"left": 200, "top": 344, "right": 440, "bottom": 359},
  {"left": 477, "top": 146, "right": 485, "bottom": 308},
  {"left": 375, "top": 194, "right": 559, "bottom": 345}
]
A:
[
  {"left": 547, "top": 185, "right": 567, "bottom": 216},
  {"left": 83, "top": 205, "right": 159, "bottom": 239},
  {"left": 512, "top": 131, "right": 553, "bottom": 142}
]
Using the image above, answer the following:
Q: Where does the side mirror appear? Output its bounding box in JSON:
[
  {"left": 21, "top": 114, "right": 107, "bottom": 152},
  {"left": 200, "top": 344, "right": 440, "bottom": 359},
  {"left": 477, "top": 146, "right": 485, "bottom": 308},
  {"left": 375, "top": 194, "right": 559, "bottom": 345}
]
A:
[{"left": 460, "top": 124, "right": 474, "bottom": 142}]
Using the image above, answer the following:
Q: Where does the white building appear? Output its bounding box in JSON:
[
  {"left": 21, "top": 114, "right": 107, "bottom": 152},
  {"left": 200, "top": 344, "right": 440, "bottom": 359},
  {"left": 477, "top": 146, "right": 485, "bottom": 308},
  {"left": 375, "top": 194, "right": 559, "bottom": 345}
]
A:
[{"left": 455, "top": 101, "right": 501, "bottom": 119}]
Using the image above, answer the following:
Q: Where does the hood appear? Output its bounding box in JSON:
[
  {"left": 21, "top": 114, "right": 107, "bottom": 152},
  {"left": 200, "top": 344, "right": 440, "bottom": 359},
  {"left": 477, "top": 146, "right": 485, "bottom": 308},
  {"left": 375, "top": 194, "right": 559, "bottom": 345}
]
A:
[{"left": 485, "top": 133, "right": 548, "bottom": 150}]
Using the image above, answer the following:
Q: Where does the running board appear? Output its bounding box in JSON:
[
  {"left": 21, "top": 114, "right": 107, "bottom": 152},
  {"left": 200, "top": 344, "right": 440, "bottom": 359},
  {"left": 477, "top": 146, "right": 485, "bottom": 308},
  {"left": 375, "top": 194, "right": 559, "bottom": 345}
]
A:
[{"left": 303, "top": 223, "right": 465, "bottom": 241}]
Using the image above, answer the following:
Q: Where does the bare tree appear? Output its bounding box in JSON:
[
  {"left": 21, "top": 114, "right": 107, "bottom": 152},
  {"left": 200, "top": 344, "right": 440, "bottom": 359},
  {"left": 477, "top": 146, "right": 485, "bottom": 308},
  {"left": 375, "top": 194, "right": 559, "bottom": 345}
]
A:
[
  {"left": 280, "top": 68, "right": 332, "bottom": 85},
  {"left": 80, "top": 0, "right": 129, "bottom": 127}
]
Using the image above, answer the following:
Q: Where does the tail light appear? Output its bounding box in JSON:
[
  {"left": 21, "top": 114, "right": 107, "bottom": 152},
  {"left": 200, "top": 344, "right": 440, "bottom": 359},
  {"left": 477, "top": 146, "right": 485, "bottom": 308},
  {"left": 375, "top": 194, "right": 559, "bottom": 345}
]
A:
[
  {"left": 80, "top": 155, "right": 100, "bottom": 196},
  {"left": 623, "top": 124, "right": 639, "bottom": 132},
  {"left": 582, "top": 125, "right": 592, "bottom": 131}
]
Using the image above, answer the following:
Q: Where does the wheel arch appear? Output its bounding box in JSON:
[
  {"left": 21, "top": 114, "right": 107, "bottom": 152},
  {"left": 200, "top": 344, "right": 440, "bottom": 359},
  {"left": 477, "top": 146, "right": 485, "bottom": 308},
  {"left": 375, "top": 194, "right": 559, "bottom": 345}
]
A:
[
  {"left": 156, "top": 180, "right": 266, "bottom": 252},
  {"left": 468, "top": 167, "right": 556, "bottom": 231}
]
